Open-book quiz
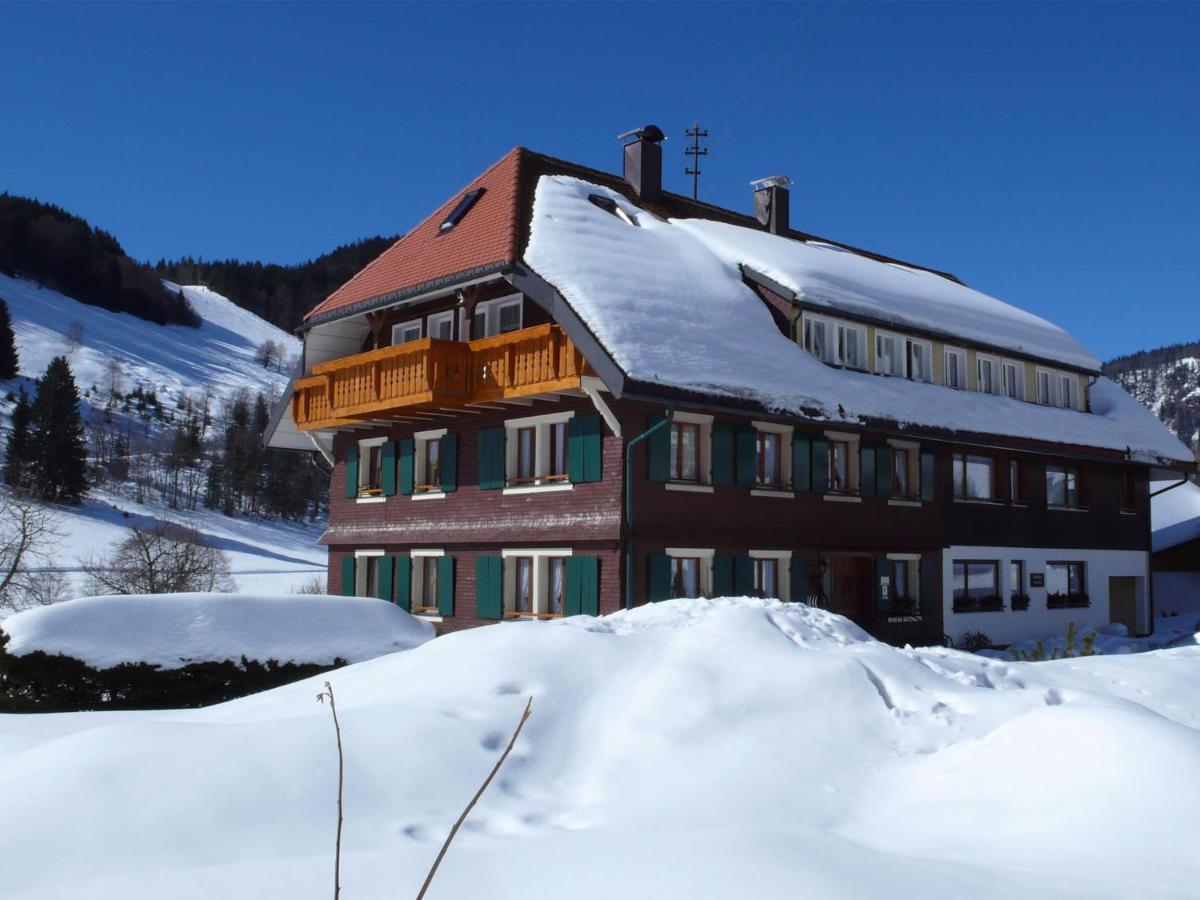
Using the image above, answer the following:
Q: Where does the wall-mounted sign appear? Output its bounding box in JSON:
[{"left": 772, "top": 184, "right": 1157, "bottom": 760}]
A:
[{"left": 1030, "top": 572, "right": 1045, "bottom": 588}]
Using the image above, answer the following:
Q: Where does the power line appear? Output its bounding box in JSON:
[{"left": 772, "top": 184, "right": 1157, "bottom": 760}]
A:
[{"left": 684, "top": 123, "right": 709, "bottom": 199}]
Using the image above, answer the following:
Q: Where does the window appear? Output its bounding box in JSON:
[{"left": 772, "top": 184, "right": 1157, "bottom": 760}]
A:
[
  {"left": 357, "top": 437, "right": 387, "bottom": 496},
  {"left": 439, "top": 188, "right": 483, "bottom": 234},
  {"left": 392, "top": 319, "right": 422, "bottom": 345},
  {"left": 1009, "top": 560, "right": 1025, "bottom": 597},
  {"left": 1036, "top": 369, "right": 1054, "bottom": 405},
  {"left": 502, "top": 549, "right": 571, "bottom": 617},
  {"left": 1046, "top": 464, "right": 1083, "bottom": 508},
  {"left": 805, "top": 317, "right": 829, "bottom": 362},
  {"left": 907, "top": 339, "right": 933, "bottom": 383},
  {"left": 977, "top": 355, "right": 999, "bottom": 394},
  {"left": 891, "top": 559, "right": 911, "bottom": 600},
  {"left": 672, "top": 557, "right": 702, "bottom": 598},
  {"left": 754, "top": 557, "right": 779, "bottom": 598},
  {"left": 875, "top": 332, "right": 899, "bottom": 376},
  {"left": 1058, "top": 374, "right": 1076, "bottom": 409},
  {"left": 421, "top": 438, "right": 441, "bottom": 491},
  {"left": 836, "top": 322, "right": 866, "bottom": 369},
  {"left": 757, "top": 430, "right": 781, "bottom": 487},
  {"left": 893, "top": 447, "right": 911, "bottom": 498},
  {"left": 427, "top": 310, "right": 454, "bottom": 340},
  {"left": 951, "top": 560, "right": 1000, "bottom": 611},
  {"left": 1046, "top": 561, "right": 1087, "bottom": 606},
  {"left": 410, "top": 552, "right": 444, "bottom": 614},
  {"left": 357, "top": 555, "right": 381, "bottom": 597},
  {"left": 1001, "top": 361, "right": 1023, "bottom": 400},
  {"left": 805, "top": 315, "right": 865, "bottom": 369},
  {"left": 944, "top": 348, "right": 965, "bottom": 390},
  {"left": 1009, "top": 459, "right": 1025, "bottom": 504},
  {"left": 952, "top": 453, "right": 995, "bottom": 500},
  {"left": 671, "top": 421, "right": 701, "bottom": 482},
  {"left": 830, "top": 439, "right": 852, "bottom": 493},
  {"left": 473, "top": 296, "right": 523, "bottom": 339},
  {"left": 1121, "top": 471, "right": 1138, "bottom": 512},
  {"left": 504, "top": 412, "right": 575, "bottom": 489}
]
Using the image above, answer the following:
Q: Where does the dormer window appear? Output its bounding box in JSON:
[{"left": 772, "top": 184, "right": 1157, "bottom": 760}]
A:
[
  {"left": 439, "top": 188, "right": 483, "bottom": 234},
  {"left": 976, "top": 355, "right": 1001, "bottom": 395},
  {"left": 1002, "top": 361, "right": 1023, "bottom": 400},
  {"left": 944, "top": 347, "right": 966, "bottom": 390},
  {"left": 805, "top": 314, "right": 865, "bottom": 370}
]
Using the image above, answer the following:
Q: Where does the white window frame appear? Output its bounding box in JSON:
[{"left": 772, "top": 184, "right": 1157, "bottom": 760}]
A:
[
  {"left": 1058, "top": 373, "right": 1077, "bottom": 410},
  {"left": 412, "top": 427, "right": 447, "bottom": 500},
  {"left": 751, "top": 421, "right": 794, "bottom": 496},
  {"left": 410, "top": 549, "right": 445, "bottom": 614},
  {"left": 823, "top": 430, "right": 862, "bottom": 501},
  {"left": 503, "top": 410, "right": 575, "bottom": 494},
  {"left": 1001, "top": 359, "right": 1024, "bottom": 401},
  {"left": 804, "top": 313, "right": 865, "bottom": 370},
  {"left": 976, "top": 353, "right": 1001, "bottom": 395},
  {"left": 391, "top": 319, "right": 423, "bottom": 346},
  {"left": 356, "top": 436, "right": 388, "bottom": 503},
  {"left": 665, "top": 547, "right": 715, "bottom": 598},
  {"left": 944, "top": 347, "right": 966, "bottom": 390},
  {"left": 473, "top": 294, "right": 523, "bottom": 339},
  {"left": 905, "top": 337, "right": 934, "bottom": 383},
  {"left": 1035, "top": 366, "right": 1056, "bottom": 406},
  {"left": 664, "top": 411, "right": 714, "bottom": 493},
  {"left": 353, "top": 549, "right": 384, "bottom": 597},
  {"left": 875, "top": 329, "right": 902, "bottom": 377},
  {"left": 749, "top": 549, "right": 792, "bottom": 600},
  {"left": 426, "top": 310, "right": 455, "bottom": 341},
  {"left": 501, "top": 548, "right": 572, "bottom": 617}
]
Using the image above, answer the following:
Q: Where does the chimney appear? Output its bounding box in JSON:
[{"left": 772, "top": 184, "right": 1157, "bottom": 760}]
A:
[
  {"left": 619, "top": 125, "right": 665, "bottom": 202},
  {"left": 752, "top": 175, "right": 791, "bottom": 235}
]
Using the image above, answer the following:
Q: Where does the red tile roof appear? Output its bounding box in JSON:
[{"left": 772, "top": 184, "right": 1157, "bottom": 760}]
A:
[{"left": 304, "top": 147, "right": 525, "bottom": 322}]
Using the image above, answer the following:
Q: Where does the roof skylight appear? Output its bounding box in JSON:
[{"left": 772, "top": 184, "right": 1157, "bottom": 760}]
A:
[{"left": 439, "top": 188, "right": 484, "bottom": 234}]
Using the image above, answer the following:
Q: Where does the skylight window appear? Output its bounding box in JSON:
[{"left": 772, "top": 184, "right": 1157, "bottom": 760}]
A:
[
  {"left": 587, "top": 193, "right": 638, "bottom": 227},
  {"left": 439, "top": 188, "right": 484, "bottom": 234}
]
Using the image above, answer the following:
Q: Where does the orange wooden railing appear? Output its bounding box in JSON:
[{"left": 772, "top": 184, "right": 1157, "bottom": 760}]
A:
[{"left": 291, "top": 324, "right": 588, "bottom": 430}]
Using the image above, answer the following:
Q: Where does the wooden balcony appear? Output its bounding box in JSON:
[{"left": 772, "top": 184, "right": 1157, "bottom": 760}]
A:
[{"left": 291, "top": 324, "right": 590, "bottom": 431}]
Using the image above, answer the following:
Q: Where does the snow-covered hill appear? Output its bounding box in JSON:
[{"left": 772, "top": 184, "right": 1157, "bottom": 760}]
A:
[
  {"left": 1104, "top": 342, "right": 1200, "bottom": 453},
  {"left": 0, "top": 598, "right": 1196, "bottom": 898},
  {"left": 0, "top": 272, "right": 324, "bottom": 601}
]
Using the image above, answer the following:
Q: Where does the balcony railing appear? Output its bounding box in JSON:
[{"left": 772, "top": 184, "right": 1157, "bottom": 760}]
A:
[{"left": 292, "top": 324, "right": 589, "bottom": 430}]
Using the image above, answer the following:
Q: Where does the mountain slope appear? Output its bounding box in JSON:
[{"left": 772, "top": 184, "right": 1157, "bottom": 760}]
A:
[
  {"left": 1104, "top": 339, "right": 1200, "bottom": 454},
  {"left": 0, "top": 272, "right": 324, "bottom": 602}
]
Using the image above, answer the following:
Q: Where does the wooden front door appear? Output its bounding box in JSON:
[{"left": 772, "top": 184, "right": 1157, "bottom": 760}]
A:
[{"left": 830, "top": 555, "right": 874, "bottom": 624}]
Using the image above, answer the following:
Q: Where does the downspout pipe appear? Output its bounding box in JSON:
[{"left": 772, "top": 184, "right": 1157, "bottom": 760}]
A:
[{"left": 624, "top": 407, "right": 673, "bottom": 610}]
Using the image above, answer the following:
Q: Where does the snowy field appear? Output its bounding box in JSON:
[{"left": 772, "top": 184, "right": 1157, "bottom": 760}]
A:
[
  {"left": 0, "top": 273, "right": 325, "bottom": 605},
  {"left": 1, "top": 597, "right": 1197, "bottom": 899}
]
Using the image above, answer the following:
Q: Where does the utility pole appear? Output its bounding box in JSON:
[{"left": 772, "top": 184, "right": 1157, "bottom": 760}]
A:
[{"left": 684, "top": 123, "right": 709, "bottom": 200}]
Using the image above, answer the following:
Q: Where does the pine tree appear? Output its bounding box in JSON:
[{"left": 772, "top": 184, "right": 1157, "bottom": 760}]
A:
[
  {"left": 30, "top": 356, "right": 88, "bottom": 503},
  {"left": 0, "top": 298, "right": 19, "bottom": 380},
  {"left": 3, "top": 387, "right": 33, "bottom": 488}
]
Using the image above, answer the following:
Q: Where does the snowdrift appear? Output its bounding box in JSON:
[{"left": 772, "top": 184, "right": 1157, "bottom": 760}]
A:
[
  {"left": 0, "top": 597, "right": 1197, "bottom": 898},
  {"left": 2, "top": 592, "right": 433, "bottom": 669}
]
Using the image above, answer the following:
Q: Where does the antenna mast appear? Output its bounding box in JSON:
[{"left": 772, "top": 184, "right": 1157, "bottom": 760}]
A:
[{"left": 684, "top": 123, "right": 709, "bottom": 200}]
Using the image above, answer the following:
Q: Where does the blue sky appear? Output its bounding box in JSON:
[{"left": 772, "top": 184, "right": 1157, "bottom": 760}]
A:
[{"left": 1, "top": 2, "right": 1196, "bottom": 359}]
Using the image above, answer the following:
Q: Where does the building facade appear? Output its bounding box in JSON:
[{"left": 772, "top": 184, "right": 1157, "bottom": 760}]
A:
[{"left": 268, "top": 133, "right": 1195, "bottom": 646}]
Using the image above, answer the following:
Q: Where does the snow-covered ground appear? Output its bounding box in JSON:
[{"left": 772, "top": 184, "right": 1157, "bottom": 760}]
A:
[
  {"left": 1, "top": 597, "right": 1197, "bottom": 899},
  {"left": 3, "top": 593, "right": 433, "bottom": 669},
  {"left": 0, "top": 273, "right": 325, "bottom": 604}
]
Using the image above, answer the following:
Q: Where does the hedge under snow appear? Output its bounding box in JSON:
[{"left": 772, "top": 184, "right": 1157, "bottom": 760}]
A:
[{"left": 1, "top": 593, "right": 434, "bottom": 669}]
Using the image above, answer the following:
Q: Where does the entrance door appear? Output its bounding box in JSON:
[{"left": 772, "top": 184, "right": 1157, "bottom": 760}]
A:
[
  {"left": 830, "top": 556, "right": 874, "bottom": 625},
  {"left": 1109, "top": 576, "right": 1137, "bottom": 632}
]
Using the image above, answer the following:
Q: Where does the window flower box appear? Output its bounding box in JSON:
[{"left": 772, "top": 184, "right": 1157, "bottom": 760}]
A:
[
  {"left": 1010, "top": 593, "right": 1031, "bottom": 611},
  {"left": 978, "top": 594, "right": 1004, "bottom": 612}
]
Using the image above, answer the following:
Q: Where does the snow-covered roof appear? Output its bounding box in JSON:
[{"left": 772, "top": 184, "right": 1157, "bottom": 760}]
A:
[
  {"left": 1, "top": 593, "right": 433, "bottom": 670},
  {"left": 1152, "top": 479, "right": 1200, "bottom": 553},
  {"left": 524, "top": 175, "right": 1193, "bottom": 465}
]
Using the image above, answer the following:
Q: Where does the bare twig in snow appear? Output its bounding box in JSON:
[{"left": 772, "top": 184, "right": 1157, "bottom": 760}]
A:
[
  {"left": 317, "top": 681, "right": 345, "bottom": 900},
  {"left": 417, "top": 696, "right": 533, "bottom": 900}
]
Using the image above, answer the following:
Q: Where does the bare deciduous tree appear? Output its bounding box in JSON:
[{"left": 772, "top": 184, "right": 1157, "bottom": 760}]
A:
[
  {"left": 80, "top": 522, "right": 235, "bottom": 596},
  {"left": 0, "top": 490, "right": 66, "bottom": 613}
]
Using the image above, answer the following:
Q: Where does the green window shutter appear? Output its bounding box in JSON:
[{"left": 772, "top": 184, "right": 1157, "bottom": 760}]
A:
[
  {"left": 647, "top": 553, "right": 672, "bottom": 602},
  {"left": 860, "top": 445, "right": 877, "bottom": 497},
  {"left": 566, "top": 556, "right": 599, "bottom": 616},
  {"left": 876, "top": 556, "right": 891, "bottom": 613},
  {"left": 789, "top": 557, "right": 808, "bottom": 603},
  {"left": 919, "top": 553, "right": 938, "bottom": 620},
  {"left": 381, "top": 440, "right": 397, "bottom": 496},
  {"left": 733, "top": 554, "right": 755, "bottom": 596},
  {"left": 478, "top": 428, "right": 506, "bottom": 490},
  {"left": 343, "top": 444, "right": 359, "bottom": 499},
  {"left": 341, "top": 555, "right": 356, "bottom": 596},
  {"left": 397, "top": 437, "right": 414, "bottom": 495},
  {"left": 711, "top": 422, "right": 734, "bottom": 486},
  {"left": 920, "top": 451, "right": 936, "bottom": 501},
  {"left": 437, "top": 556, "right": 455, "bottom": 616},
  {"left": 712, "top": 555, "right": 734, "bottom": 597},
  {"left": 646, "top": 415, "right": 670, "bottom": 482},
  {"left": 376, "top": 555, "right": 394, "bottom": 602},
  {"left": 441, "top": 432, "right": 458, "bottom": 492},
  {"left": 475, "top": 556, "right": 503, "bottom": 619},
  {"left": 876, "top": 446, "right": 893, "bottom": 499},
  {"left": 811, "top": 437, "right": 830, "bottom": 493},
  {"left": 395, "top": 556, "right": 412, "bottom": 611},
  {"left": 568, "top": 415, "right": 602, "bottom": 483},
  {"left": 793, "top": 434, "right": 811, "bottom": 492},
  {"left": 735, "top": 426, "right": 757, "bottom": 488}
]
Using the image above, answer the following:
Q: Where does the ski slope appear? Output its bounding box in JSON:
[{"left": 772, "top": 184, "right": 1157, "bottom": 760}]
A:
[
  {"left": 0, "top": 598, "right": 1196, "bottom": 899},
  {"left": 0, "top": 273, "right": 325, "bottom": 601}
]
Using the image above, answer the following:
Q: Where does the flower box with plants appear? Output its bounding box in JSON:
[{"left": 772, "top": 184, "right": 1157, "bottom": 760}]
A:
[
  {"left": 978, "top": 594, "right": 1004, "bottom": 612},
  {"left": 1010, "top": 593, "right": 1031, "bottom": 611},
  {"left": 1047, "top": 591, "right": 1090, "bottom": 609}
]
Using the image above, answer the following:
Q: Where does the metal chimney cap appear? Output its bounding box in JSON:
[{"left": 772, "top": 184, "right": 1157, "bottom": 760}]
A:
[
  {"left": 751, "top": 175, "right": 792, "bottom": 191},
  {"left": 618, "top": 124, "right": 666, "bottom": 144}
]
